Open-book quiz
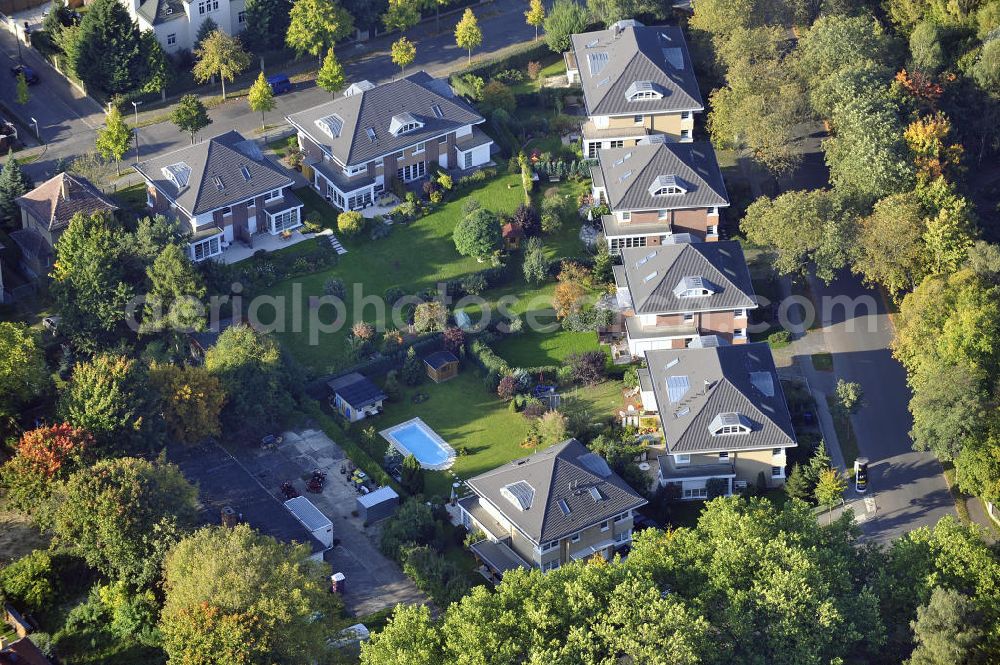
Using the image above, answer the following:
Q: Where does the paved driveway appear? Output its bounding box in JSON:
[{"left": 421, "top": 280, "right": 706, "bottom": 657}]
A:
[
  {"left": 807, "top": 272, "right": 956, "bottom": 543},
  {"left": 235, "top": 429, "right": 427, "bottom": 617}
]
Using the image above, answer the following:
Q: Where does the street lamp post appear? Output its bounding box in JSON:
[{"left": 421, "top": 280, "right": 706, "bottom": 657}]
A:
[{"left": 131, "top": 101, "right": 142, "bottom": 165}]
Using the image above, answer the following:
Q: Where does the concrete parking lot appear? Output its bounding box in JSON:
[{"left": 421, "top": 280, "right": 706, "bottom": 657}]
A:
[{"left": 232, "top": 429, "right": 427, "bottom": 617}]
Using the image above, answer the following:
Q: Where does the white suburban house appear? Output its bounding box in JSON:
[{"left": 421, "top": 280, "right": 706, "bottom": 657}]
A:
[
  {"left": 459, "top": 440, "right": 646, "bottom": 581},
  {"left": 287, "top": 71, "right": 493, "bottom": 212},
  {"left": 135, "top": 130, "right": 303, "bottom": 262},
  {"left": 564, "top": 21, "right": 703, "bottom": 157},
  {"left": 591, "top": 138, "right": 729, "bottom": 253},
  {"left": 124, "top": 0, "right": 244, "bottom": 53},
  {"left": 613, "top": 239, "right": 756, "bottom": 357},
  {"left": 643, "top": 343, "right": 797, "bottom": 499}
]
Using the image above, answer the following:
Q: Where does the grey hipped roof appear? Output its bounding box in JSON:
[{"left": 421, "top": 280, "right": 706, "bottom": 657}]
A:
[
  {"left": 465, "top": 439, "right": 646, "bottom": 544},
  {"left": 137, "top": 0, "right": 185, "bottom": 25},
  {"left": 620, "top": 241, "right": 756, "bottom": 315},
  {"left": 571, "top": 23, "right": 703, "bottom": 117},
  {"left": 327, "top": 372, "right": 386, "bottom": 410},
  {"left": 595, "top": 141, "right": 728, "bottom": 211},
  {"left": 644, "top": 343, "right": 797, "bottom": 454},
  {"left": 287, "top": 71, "right": 484, "bottom": 167},
  {"left": 135, "top": 131, "right": 293, "bottom": 217}
]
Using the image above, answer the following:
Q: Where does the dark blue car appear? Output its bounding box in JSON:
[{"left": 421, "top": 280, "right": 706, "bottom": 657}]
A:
[{"left": 267, "top": 74, "right": 291, "bottom": 95}]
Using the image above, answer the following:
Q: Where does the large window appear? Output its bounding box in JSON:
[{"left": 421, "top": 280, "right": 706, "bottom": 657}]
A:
[
  {"left": 587, "top": 142, "right": 599, "bottom": 159},
  {"left": 683, "top": 487, "right": 708, "bottom": 499},
  {"left": 197, "top": 0, "right": 217, "bottom": 14},
  {"left": 192, "top": 236, "right": 222, "bottom": 261},
  {"left": 463, "top": 151, "right": 473, "bottom": 169},
  {"left": 609, "top": 140, "right": 624, "bottom": 148},
  {"left": 347, "top": 191, "right": 372, "bottom": 210},
  {"left": 396, "top": 161, "right": 426, "bottom": 182},
  {"left": 270, "top": 209, "right": 299, "bottom": 233},
  {"left": 609, "top": 236, "right": 647, "bottom": 253}
]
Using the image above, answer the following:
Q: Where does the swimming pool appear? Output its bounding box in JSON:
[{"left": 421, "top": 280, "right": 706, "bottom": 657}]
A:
[{"left": 380, "top": 417, "right": 456, "bottom": 470}]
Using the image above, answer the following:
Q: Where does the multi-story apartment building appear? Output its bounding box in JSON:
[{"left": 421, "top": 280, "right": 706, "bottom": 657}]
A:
[
  {"left": 613, "top": 239, "right": 756, "bottom": 356},
  {"left": 591, "top": 138, "right": 729, "bottom": 253},
  {"left": 459, "top": 439, "right": 646, "bottom": 580},
  {"left": 643, "top": 343, "right": 797, "bottom": 499},
  {"left": 124, "top": 0, "right": 245, "bottom": 55},
  {"left": 564, "top": 21, "right": 703, "bottom": 157},
  {"left": 135, "top": 130, "right": 303, "bottom": 262},
  {"left": 287, "top": 72, "right": 493, "bottom": 212}
]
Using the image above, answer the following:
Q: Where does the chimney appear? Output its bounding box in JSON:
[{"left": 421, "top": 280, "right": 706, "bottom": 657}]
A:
[
  {"left": 61, "top": 175, "right": 71, "bottom": 200},
  {"left": 220, "top": 505, "right": 239, "bottom": 527}
]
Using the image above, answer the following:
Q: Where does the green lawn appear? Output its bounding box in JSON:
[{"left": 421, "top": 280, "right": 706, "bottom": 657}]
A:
[
  {"left": 263, "top": 175, "right": 526, "bottom": 374},
  {"left": 378, "top": 373, "right": 623, "bottom": 497}
]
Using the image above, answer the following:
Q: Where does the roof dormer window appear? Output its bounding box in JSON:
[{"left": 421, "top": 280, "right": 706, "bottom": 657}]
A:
[
  {"left": 709, "top": 412, "right": 752, "bottom": 436},
  {"left": 161, "top": 162, "right": 191, "bottom": 189},
  {"left": 673, "top": 276, "right": 715, "bottom": 298},
  {"left": 389, "top": 112, "right": 424, "bottom": 137},
  {"left": 626, "top": 80, "right": 663, "bottom": 101},
  {"left": 649, "top": 174, "right": 687, "bottom": 197}
]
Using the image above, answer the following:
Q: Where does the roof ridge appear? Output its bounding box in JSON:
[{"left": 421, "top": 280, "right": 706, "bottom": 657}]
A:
[{"left": 688, "top": 243, "right": 751, "bottom": 298}]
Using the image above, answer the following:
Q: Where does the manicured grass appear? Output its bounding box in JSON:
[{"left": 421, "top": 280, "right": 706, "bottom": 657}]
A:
[
  {"left": 811, "top": 352, "right": 833, "bottom": 371},
  {"left": 493, "top": 329, "right": 600, "bottom": 368},
  {"left": 262, "top": 175, "right": 526, "bottom": 374},
  {"left": 825, "top": 394, "right": 859, "bottom": 466},
  {"left": 378, "top": 373, "right": 623, "bottom": 497},
  {"left": 508, "top": 57, "right": 568, "bottom": 95}
]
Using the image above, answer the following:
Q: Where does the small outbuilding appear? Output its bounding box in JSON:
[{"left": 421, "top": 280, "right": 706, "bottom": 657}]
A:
[
  {"left": 356, "top": 486, "right": 400, "bottom": 525},
  {"left": 284, "top": 496, "right": 334, "bottom": 548},
  {"left": 327, "top": 372, "right": 386, "bottom": 422},
  {"left": 502, "top": 222, "right": 524, "bottom": 250},
  {"left": 424, "top": 350, "right": 459, "bottom": 383}
]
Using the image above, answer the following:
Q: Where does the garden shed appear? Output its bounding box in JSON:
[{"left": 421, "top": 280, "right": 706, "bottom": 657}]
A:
[
  {"left": 356, "top": 486, "right": 400, "bottom": 525},
  {"left": 424, "top": 351, "right": 460, "bottom": 383},
  {"left": 327, "top": 372, "right": 386, "bottom": 422}
]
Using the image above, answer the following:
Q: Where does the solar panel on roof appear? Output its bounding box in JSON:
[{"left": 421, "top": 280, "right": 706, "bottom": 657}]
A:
[
  {"left": 750, "top": 371, "right": 775, "bottom": 397},
  {"left": 667, "top": 375, "right": 689, "bottom": 403}
]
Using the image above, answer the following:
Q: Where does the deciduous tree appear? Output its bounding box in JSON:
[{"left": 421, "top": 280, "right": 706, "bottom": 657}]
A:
[
  {"left": 383, "top": 0, "right": 420, "bottom": 34},
  {"left": 454, "top": 7, "right": 482, "bottom": 64},
  {"left": 247, "top": 71, "right": 276, "bottom": 130},
  {"left": 193, "top": 30, "right": 251, "bottom": 100},
  {"left": 0, "top": 423, "right": 93, "bottom": 513},
  {"left": 361, "top": 604, "right": 443, "bottom": 665},
  {"left": 58, "top": 354, "right": 162, "bottom": 453},
  {"left": 391, "top": 36, "right": 416, "bottom": 74},
  {"left": 908, "top": 587, "right": 985, "bottom": 665},
  {"left": 525, "top": 0, "right": 545, "bottom": 39},
  {"left": 453, "top": 208, "right": 500, "bottom": 259},
  {"left": 51, "top": 212, "right": 134, "bottom": 351},
  {"left": 286, "top": 0, "right": 354, "bottom": 63},
  {"left": 149, "top": 363, "right": 225, "bottom": 445},
  {"left": 142, "top": 243, "right": 207, "bottom": 333},
  {"left": 242, "top": 0, "right": 292, "bottom": 50},
  {"left": 854, "top": 191, "right": 928, "bottom": 294},
  {"left": 160, "top": 524, "right": 335, "bottom": 664},
  {"left": 51, "top": 457, "right": 198, "bottom": 587},
  {"left": 95, "top": 104, "right": 132, "bottom": 176},
  {"left": 171, "top": 94, "right": 212, "bottom": 144},
  {"left": 204, "top": 325, "right": 295, "bottom": 434},
  {"left": 316, "top": 47, "right": 347, "bottom": 96},
  {"left": 0, "top": 322, "right": 47, "bottom": 425}
]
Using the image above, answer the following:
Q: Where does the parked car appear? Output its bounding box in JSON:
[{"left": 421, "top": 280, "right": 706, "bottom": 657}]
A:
[
  {"left": 633, "top": 514, "right": 662, "bottom": 532},
  {"left": 42, "top": 315, "right": 61, "bottom": 331},
  {"left": 267, "top": 74, "right": 291, "bottom": 95},
  {"left": 10, "top": 64, "right": 39, "bottom": 85}
]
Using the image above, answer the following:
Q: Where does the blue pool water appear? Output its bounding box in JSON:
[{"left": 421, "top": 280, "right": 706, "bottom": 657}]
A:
[{"left": 386, "top": 420, "right": 455, "bottom": 469}]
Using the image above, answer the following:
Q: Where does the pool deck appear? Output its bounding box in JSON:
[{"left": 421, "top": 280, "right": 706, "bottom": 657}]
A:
[{"left": 380, "top": 417, "right": 457, "bottom": 471}]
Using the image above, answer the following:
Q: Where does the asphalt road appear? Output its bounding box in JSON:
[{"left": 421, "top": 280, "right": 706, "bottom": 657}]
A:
[
  {"left": 0, "top": 0, "right": 534, "bottom": 183},
  {"left": 811, "top": 272, "right": 956, "bottom": 543}
]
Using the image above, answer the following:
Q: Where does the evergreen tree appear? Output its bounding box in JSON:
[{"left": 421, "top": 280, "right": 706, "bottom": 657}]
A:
[
  {"left": 194, "top": 16, "right": 217, "bottom": 48},
  {"left": 141, "top": 30, "right": 173, "bottom": 100},
  {"left": 784, "top": 463, "right": 813, "bottom": 502},
  {"left": 401, "top": 346, "right": 424, "bottom": 386},
  {"left": 243, "top": 0, "right": 292, "bottom": 50},
  {"left": 401, "top": 454, "right": 424, "bottom": 494},
  {"left": 316, "top": 48, "right": 346, "bottom": 96},
  {"left": 0, "top": 152, "right": 33, "bottom": 224},
  {"left": 71, "top": 0, "right": 147, "bottom": 94},
  {"left": 804, "top": 440, "right": 832, "bottom": 486}
]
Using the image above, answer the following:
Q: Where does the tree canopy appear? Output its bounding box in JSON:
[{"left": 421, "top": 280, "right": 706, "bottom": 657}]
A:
[
  {"left": 171, "top": 94, "right": 212, "bottom": 144},
  {"left": 159, "top": 524, "right": 336, "bottom": 664},
  {"left": 543, "top": 0, "right": 587, "bottom": 54},
  {"left": 453, "top": 207, "right": 501, "bottom": 259},
  {"left": 193, "top": 30, "right": 251, "bottom": 99},
  {"left": 70, "top": 0, "right": 147, "bottom": 93},
  {"left": 286, "top": 0, "right": 355, "bottom": 61}
]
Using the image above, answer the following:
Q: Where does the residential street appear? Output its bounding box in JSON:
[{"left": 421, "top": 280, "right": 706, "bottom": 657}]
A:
[
  {"left": 1, "top": 0, "right": 534, "bottom": 183},
  {"left": 807, "top": 272, "right": 956, "bottom": 543}
]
